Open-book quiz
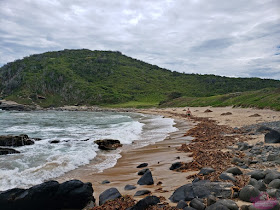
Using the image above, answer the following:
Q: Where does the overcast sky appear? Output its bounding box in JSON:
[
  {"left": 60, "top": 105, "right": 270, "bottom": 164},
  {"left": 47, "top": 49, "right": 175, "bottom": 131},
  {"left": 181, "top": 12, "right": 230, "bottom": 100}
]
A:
[{"left": 1, "top": 0, "right": 280, "bottom": 79}]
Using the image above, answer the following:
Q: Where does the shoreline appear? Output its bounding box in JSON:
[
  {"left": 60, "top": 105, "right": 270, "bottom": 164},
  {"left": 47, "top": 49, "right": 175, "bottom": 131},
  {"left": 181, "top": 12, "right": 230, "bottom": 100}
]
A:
[
  {"left": 56, "top": 118, "right": 194, "bottom": 205},
  {"left": 1, "top": 106, "right": 280, "bottom": 209}
]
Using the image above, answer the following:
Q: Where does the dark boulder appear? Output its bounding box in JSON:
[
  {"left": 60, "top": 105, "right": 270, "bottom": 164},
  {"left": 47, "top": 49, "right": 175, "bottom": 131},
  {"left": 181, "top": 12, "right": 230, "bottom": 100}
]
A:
[
  {"left": 99, "top": 187, "right": 121, "bottom": 205},
  {"left": 198, "top": 167, "right": 215, "bottom": 175},
  {"left": 225, "top": 167, "right": 242, "bottom": 175},
  {"left": 189, "top": 198, "right": 205, "bottom": 210},
  {"left": 176, "top": 200, "right": 188, "bottom": 209},
  {"left": 94, "top": 139, "right": 122, "bottom": 150},
  {"left": 0, "top": 147, "right": 20, "bottom": 155},
  {"left": 169, "top": 180, "right": 233, "bottom": 203},
  {"left": 136, "top": 163, "right": 148, "bottom": 168},
  {"left": 268, "top": 179, "right": 280, "bottom": 189},
  {"left": 216, "top": 199, "right": 238, "bottom": 210},
  {"left": 0, "top": 179, "right": 94, "bottom": 210},
  {"left": 169, "top": 162, "right": 182, "bottom": 170},
  {"left": 265, "top": 129, "right": 280, "bottom": 143},
  {"left": 264, "top": 172, "right": 280, "bottom": 184},
  {"left": 0, "top": 134, "right": 34, "bottom": 147},
  {"left": 130, "top": 195, "right": 160, "bottom": 210},
  {"left": 239, "top": 185, "right": 261, "bottom": 202},
  {"left": 219, "top": 173, "right": 237, "bottom": 182},
  {"left": 124, "top": 185, "right": 136, "bottom": 191},
  {"left": 134, "top": 190, "right": 151, "bottom": 196},
  {"left": 55, "top": 180, "right": 94, "bottom": 209},
  {"left": 137, "top": 170, "right": 154, "bottom": 185},
  {"left": 249, "top": 178, "right": 266, "bottom": 191},
  {"left": 206, "top": 202, "right": 230, "bottom": 210},
  {"left": 248, "top": 170, "right": 266, "bottom": 180},
  {"left": 137, "top": 168, "right": 149, "bottom": 175}
]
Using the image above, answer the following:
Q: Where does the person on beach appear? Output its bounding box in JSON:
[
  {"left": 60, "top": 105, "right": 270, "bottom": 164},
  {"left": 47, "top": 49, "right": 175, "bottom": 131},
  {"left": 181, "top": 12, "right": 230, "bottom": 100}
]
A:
[{"left": 186, "top": 108, "right": 191, "bottom": 119}]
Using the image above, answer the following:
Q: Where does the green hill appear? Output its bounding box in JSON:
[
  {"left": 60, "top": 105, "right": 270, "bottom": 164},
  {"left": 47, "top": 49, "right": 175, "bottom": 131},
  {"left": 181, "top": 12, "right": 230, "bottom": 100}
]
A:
[{"left": 0, "top": 49, "right": 279, "bottom": 108}]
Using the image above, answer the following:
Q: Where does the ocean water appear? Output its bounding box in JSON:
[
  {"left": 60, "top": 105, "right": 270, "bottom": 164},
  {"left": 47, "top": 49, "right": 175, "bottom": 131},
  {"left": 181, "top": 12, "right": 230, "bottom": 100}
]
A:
[{"left": 0, "top": 110, "right": 177, "bottom": 191}]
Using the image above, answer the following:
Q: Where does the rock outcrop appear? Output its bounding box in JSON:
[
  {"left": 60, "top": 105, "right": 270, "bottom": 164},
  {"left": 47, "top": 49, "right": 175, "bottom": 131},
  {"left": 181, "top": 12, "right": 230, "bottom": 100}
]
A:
[
  {"left": 94, "top": 139, "right": 122, "bottom": 150},
  {"left": 0, "top": 179, "right": 94, "bottom": 210},
  {"left": 0, "top": 134, "right": 34, "bottom": 147}
]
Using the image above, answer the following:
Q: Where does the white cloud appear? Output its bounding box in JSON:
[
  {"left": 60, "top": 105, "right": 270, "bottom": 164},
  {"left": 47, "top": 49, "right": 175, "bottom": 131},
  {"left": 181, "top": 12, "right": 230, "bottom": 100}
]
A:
[{"left": 0, "top": 0, "right": 279, "bottom": 79}]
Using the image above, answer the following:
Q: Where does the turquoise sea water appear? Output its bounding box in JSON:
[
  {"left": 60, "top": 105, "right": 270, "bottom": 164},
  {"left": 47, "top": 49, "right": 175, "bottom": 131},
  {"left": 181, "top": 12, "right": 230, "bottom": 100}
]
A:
[{"left": 0, "top": 110, "right": 177, "bottom": 191}]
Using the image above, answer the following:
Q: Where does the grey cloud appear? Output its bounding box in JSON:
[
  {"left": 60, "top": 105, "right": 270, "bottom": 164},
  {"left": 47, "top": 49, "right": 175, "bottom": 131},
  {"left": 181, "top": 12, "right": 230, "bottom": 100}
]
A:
[{"left": 0, "top": 0, "right": 279, "bottom": 79}]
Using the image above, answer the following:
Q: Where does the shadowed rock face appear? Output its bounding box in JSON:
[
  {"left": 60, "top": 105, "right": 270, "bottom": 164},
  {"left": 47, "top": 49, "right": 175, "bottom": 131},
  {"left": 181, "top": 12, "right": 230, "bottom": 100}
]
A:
[
  {"left": 0, "top": 179, "right": 94, "bottom": 210},
  {"left": 0, "top": 134, "right": 34, "bottom": 147},
  {"left": 94, "top": 139, "right": 122, "bottom": 150}
]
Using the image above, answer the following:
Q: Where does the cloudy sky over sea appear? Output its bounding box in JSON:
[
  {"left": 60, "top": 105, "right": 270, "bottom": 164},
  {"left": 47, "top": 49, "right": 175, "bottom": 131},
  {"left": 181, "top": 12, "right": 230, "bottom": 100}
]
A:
[{"left": 1, "top": 0, "right": 279, "bottom": 79}]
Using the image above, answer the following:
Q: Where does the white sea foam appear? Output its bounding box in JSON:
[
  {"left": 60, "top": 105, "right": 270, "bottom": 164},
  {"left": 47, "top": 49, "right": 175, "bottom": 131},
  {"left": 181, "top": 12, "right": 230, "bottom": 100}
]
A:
[{"left": 0, "top": 111, "right": 176, "bottom": 191}]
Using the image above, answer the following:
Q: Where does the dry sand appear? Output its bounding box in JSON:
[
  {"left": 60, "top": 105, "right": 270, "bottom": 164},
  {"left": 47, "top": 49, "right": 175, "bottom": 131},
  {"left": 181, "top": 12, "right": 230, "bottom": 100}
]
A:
[{"left": 56, "top": 106, "right": 280, "bottom": 205}]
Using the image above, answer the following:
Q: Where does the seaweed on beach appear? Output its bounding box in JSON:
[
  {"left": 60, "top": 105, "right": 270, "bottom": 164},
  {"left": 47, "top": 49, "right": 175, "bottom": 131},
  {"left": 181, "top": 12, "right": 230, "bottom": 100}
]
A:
[{"left": 177, "top": 117, "right": 250, "bottom": 187}]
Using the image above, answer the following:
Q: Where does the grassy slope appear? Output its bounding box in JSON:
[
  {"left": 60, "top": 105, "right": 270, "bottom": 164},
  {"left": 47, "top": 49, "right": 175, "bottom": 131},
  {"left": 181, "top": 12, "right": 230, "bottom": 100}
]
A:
[
  {"left": 0, "top": 49, "right": 280, "bottom": 108},
  {"left": 159, "top": 88, "right": 280, "bottom": 111}
]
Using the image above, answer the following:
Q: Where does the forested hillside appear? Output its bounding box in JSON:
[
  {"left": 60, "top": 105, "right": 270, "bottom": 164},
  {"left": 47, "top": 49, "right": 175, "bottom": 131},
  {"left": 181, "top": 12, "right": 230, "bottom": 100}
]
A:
[{"left": 0, "top": 49, "right": 279, "bottom": 107}]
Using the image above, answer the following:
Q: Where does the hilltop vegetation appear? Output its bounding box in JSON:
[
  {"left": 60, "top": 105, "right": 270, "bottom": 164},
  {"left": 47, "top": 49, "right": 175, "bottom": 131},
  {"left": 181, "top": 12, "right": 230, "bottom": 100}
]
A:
[{"left": 0, "top": 49, "right": 279, "bottom": 108}]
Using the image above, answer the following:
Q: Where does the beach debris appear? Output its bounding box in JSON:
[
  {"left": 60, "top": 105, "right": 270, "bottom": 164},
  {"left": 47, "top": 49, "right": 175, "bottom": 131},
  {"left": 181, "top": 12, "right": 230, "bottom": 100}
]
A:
[
  {"left": 137, "top": 170, "right": 154, "bottom": 185},
  {"left": 204, "top": 109, "right": 213, "bottom": 113},
  {"left": 221, "top": 112, "right": 232, "bottom": 116},
  {"left": 124, "top": 184, "right": 136, "bottom": 191},
  {"left": 0, "top": 180, "right": 94, "bottom": 210},
  {"left": 99, "top": 187, "right": 121, "bottom": 205},
  {"left": 136, "top": 162, "right": 148, "bottom": 168},
  {"left": 0, "top": 147, "right": 20, "bottom": 155},
  {"left": 94, "top": 139, "right": 122, "bottom": 150},
  {"left": 169, "top": 162, "right": 183, "bottom": 170},
  {"left": 134, "top": 190, "right": 151, "bottom": 196}
]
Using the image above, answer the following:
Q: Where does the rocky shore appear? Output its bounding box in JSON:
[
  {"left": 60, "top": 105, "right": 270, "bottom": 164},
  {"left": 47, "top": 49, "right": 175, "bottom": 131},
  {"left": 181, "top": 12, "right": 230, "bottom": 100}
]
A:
[{"left": 1, "top": 106, "right": 280, "bottom": 209}]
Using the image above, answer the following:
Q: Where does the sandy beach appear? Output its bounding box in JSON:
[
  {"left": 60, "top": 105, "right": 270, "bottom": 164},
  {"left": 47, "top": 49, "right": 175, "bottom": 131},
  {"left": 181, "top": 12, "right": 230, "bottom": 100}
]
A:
[{"left": 55, "top": 106, "right": 280, "bottom": 208}]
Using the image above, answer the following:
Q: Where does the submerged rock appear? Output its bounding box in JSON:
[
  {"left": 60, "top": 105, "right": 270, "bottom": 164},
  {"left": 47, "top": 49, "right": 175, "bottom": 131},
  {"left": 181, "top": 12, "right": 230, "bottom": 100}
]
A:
[
  {"left": 94, "top": 139, "right": 122, "bottom": 150},
  {"left": 0, "top": 147, "right": 20, "bottom": 155}
]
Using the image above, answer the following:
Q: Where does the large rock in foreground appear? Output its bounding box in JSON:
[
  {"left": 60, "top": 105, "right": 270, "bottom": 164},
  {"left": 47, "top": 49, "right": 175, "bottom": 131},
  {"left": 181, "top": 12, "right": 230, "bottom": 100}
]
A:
[
  {"left": 94, "top": 139, "right": 122, "bottom": 150},
  {"left": 169, "top": 180, "right": 233, "bottom": 203},
  {"left": 0, "top": 134, "right": 34, "bottom": 147},
  {"left": 0, "top": 180, "right": 94, "bottom": 210},
  {"left": 99, "top": 187, "right": 121, "bottom": 205}
]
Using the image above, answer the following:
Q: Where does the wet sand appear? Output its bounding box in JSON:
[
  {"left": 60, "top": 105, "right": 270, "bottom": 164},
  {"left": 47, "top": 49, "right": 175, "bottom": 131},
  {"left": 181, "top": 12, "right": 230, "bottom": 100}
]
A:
[{"left": 57, "top": 119, "right": 195, "bottom": 205}]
